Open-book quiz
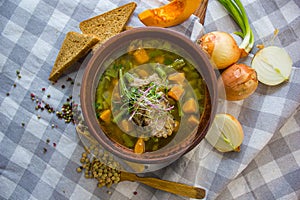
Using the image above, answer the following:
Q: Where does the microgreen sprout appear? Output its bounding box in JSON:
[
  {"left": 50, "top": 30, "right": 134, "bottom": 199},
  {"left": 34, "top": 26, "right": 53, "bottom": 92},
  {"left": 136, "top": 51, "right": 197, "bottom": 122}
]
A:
[{"left": 118, "top": 69, "right": 174, "bottom": 127}]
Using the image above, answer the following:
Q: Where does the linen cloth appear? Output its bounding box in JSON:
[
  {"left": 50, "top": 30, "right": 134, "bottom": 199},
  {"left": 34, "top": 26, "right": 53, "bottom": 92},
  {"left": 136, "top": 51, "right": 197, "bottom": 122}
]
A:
[{"left": 0, "top": 0, "right": 299, "bottom": 200}]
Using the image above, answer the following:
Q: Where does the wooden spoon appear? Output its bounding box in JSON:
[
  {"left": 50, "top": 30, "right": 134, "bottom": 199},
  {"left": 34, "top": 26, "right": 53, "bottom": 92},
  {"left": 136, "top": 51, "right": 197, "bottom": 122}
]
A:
[
  {"left": 76, "top": 124, "right": 206, "bottom": 199},
  {"left": 120, "top": 171, "right": 206, "bottom": 199},
  {"left": 194, "top": 0, "right": 209, "bottom": 24}
]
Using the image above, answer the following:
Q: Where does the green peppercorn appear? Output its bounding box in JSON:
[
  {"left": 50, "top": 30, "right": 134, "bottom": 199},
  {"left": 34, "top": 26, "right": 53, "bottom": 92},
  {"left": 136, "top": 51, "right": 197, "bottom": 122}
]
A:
[
  {"left": 82, "top": 152, "right": 87, "bottom": 158},
  {"left": 99, "top": 182, "right": 105, "bottom": 187},
  {"left": 115, "top": 177, "right": 120, "bottom": 183},
  {"left": 76, "top": 167, "right": 82, "bottom": 173},
  {"left": 78, "top": 150, "right": 122, "bottom": 188}
]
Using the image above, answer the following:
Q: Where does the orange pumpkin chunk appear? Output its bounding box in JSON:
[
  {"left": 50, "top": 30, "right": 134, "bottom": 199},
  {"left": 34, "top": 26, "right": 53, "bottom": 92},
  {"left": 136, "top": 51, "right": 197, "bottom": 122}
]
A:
[
  {"left": 168, "top": 73, "right": 185, "bottom": 84},
  {"left": 167, "top": 85, "right": 184, "bottom": 101},
  {"left": 182, "top": 98, "right": 197, "bottom": 113},
  {"left": 188, "top": 115, "right": 200, "bottom": 126},
  {"left": 138, "top": 0, "right": 202, "bottom": 28},
  {"left": 100, "top": 109, "right": 111, "bottom": 122},
  {"left": 133, "top": 48, "right": 150, "bottom": 64},
  {"left": 134, "top": 138, "right": 145, "bottom": 154}
]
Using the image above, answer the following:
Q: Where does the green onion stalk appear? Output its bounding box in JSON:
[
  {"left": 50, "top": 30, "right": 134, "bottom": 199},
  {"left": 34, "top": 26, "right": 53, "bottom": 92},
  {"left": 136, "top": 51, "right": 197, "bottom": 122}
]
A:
[{"left": 218, "top": 0, "right": 254, "bottom": 55}]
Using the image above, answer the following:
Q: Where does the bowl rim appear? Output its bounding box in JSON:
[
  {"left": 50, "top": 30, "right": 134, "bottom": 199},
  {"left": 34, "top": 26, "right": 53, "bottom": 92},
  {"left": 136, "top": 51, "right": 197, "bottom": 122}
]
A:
[{"left": 80, "top": 27, "right": 218, "bottom": 164}]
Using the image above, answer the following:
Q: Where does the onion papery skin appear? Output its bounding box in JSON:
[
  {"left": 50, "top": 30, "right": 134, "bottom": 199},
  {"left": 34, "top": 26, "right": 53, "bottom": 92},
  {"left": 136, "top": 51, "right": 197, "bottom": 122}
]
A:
[
  {"left": 219, "top": 63, "right": 258, "bottom": 101},
  {"left": 199, "top": 31, "right": 242, "bottom": 69}
]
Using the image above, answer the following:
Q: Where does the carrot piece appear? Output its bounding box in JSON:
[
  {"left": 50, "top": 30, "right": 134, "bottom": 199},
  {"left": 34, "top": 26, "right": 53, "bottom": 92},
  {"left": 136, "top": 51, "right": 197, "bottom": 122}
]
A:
[
  {"left": 100, "top": 109, "right": 111, "bottom": 122},
  {"left": 154, "top": 55, "right": 165, "bottom": 64},
  {"left": 182, "top": 98, "right": 197, "bottom": 113},
  {"left": 188, "top": 115, "right": 199, "bottom": 126},
  {"left": 168, "top": 73, "right": 185, "bottom": 84},
  {"left": 133, "top": 48, "right": 150, "bottom": 64},
  {"left": 134, "top": 138, "right": 145, "bottom": 154},
  {"left": 167, "top": 85, "right": 184, "bottom": 101}
]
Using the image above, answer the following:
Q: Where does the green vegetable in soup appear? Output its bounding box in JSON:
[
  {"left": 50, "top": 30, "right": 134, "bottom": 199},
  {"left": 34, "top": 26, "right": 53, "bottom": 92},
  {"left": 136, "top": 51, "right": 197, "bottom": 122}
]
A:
[
  {"left": 149, "top": 49, "right": 163, "bottom": 58},
  {"left": 155, "top": 65, "right": 167, "bottom": 80},
  {"left": 121, "top": 133, "right": 135, "bottom": 148},
  {"left": 168, "top": 59, "right": 185, "bottom": 69}
]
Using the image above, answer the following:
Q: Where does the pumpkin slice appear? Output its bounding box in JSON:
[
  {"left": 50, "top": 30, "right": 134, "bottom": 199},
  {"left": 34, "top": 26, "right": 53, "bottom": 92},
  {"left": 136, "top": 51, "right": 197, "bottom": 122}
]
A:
[{"left": 138, "top": 0, "right": 202, "bottom": 27}]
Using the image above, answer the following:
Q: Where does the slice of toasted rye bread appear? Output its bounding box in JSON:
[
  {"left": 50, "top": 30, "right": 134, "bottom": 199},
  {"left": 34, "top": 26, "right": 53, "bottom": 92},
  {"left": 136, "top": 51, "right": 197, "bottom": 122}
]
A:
[
  {"left": 79, "top": 2, "right": 137, "bottom": 51},
  {"left": 48, "top": 32, "right": 99, "bottom": 82}
]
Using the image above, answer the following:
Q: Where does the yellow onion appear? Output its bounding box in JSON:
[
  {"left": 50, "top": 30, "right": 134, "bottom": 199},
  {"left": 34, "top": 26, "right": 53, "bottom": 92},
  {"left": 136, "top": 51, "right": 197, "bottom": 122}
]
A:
[
  {"left": 251, "top": 46, "right": 292, "bottom": 86},
  {"left": 219, "top": 63, "right": 258, "bottom": 101},
  {"left": 206, "top": 113, "right": 244, "bottom": 152},
  {"left": 198, "top": 31, "right": 242, "bottom": 69}
]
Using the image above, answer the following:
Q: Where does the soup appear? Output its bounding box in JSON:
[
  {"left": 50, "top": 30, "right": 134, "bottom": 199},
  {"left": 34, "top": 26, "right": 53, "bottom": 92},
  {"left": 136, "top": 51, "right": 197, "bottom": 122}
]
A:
[{"left": 95, "top": 43, "right": 207, "bottom": 154}]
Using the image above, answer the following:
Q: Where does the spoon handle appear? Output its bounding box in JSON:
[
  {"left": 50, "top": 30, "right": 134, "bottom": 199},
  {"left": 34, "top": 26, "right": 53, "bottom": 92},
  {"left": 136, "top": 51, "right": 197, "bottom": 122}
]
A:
[
  {"left": 194, "top": 0, "right": 209, "bottom": 24},
  {"left": 121, "top": 172, "right": 206, "bottom": 199}
]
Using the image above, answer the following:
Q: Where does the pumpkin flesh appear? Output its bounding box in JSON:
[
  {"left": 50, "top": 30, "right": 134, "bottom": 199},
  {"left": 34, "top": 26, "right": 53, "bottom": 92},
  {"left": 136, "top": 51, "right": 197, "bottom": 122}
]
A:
[{"left": 138, "top": 0, "right": 202, "bottom": 27}]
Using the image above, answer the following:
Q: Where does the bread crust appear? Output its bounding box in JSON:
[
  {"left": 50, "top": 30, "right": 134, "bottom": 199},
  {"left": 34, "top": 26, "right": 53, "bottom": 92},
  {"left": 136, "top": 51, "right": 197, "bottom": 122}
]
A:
[{"left": 48, "top": 32, "right": 99, "bottom": 81}]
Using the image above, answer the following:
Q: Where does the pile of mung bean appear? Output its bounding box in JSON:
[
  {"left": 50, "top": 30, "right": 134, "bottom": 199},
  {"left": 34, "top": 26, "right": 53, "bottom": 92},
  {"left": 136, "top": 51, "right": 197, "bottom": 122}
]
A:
[{"left": 77, "top": 151, "right": 121, "bottom": 188}]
